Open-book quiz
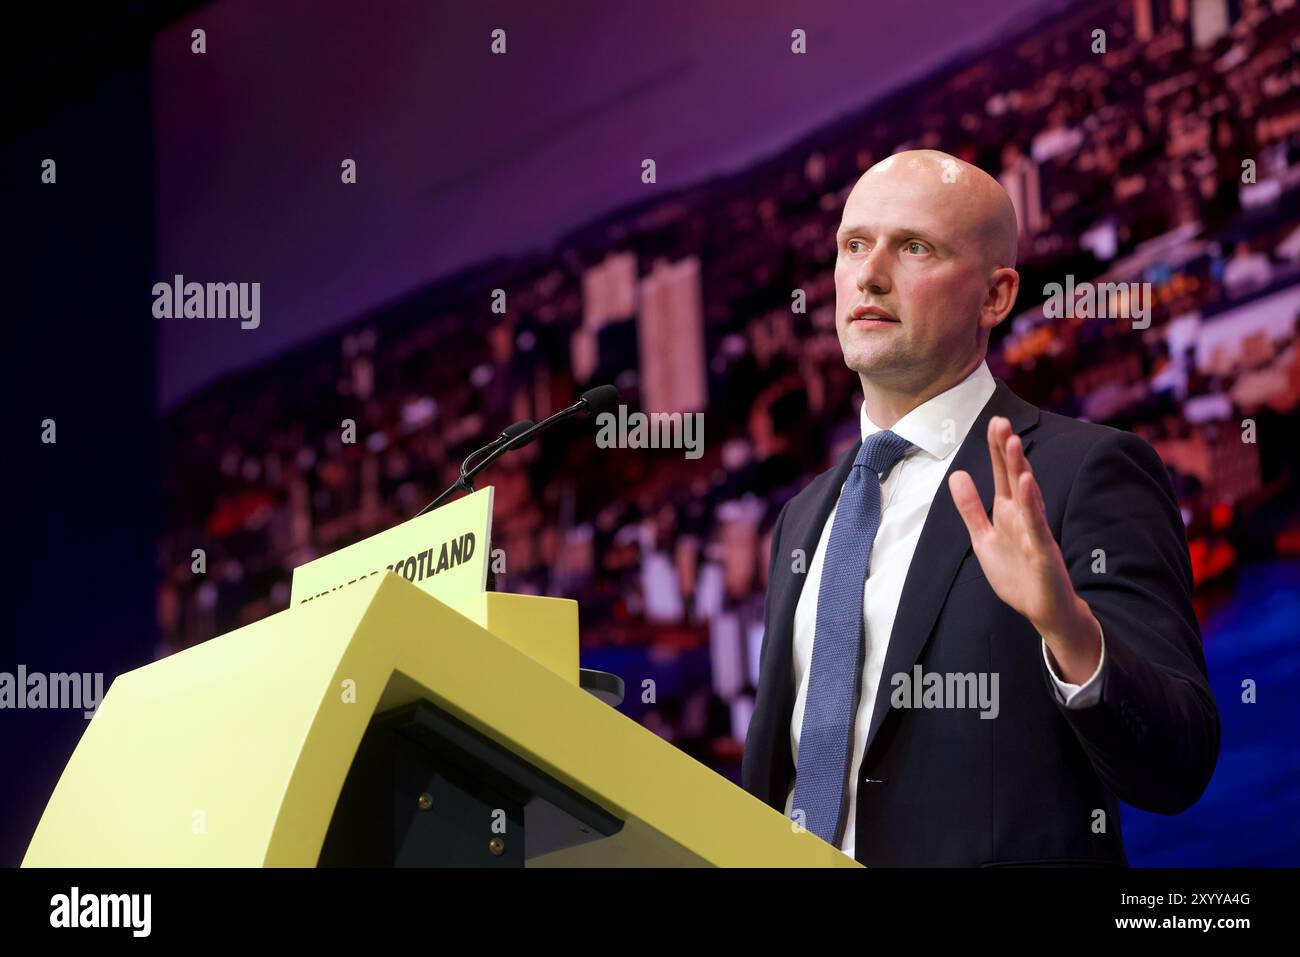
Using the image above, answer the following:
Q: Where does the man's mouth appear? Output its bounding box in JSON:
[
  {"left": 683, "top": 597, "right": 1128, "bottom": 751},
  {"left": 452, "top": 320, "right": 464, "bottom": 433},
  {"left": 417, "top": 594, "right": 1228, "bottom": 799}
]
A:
[{"left": 850, "top": 304, "right": 899, "bottom": 322}]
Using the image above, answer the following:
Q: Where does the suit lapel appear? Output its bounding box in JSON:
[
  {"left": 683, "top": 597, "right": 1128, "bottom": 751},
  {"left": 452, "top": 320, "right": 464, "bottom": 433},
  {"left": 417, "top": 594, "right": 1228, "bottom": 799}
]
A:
[{"left": 856, "top": 378, "right": 1040, "bottom": 765}]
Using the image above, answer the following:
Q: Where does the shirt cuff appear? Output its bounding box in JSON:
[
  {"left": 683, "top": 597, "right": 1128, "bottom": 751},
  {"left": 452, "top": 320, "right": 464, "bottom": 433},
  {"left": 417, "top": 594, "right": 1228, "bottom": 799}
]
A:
[{"left": 1041, "top": 618, "right": 1106, "bottom": 709}]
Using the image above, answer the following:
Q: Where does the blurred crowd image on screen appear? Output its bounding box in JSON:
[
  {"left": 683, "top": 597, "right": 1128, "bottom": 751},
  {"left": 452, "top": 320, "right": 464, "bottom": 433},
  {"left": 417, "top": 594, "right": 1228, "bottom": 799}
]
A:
[{"left": 159, "top": 0, "right": 1300, "bottom": 773}]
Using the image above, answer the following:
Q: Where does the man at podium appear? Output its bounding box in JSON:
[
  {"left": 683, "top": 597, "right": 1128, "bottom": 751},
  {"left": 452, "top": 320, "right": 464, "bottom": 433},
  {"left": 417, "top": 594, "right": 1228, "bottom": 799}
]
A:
[{"left": 741, "top": 149, "right": 1219, "bottom": 866}]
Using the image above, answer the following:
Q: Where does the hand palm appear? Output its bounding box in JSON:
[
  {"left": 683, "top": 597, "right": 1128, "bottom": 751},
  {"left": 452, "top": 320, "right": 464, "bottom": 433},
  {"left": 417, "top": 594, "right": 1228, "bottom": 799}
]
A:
[
  {"left": 949, "top": 416, "right": 1072, "bottom": 628},
  {"left": 974, "top": 488, "right": 1061, "bottom": 624}
]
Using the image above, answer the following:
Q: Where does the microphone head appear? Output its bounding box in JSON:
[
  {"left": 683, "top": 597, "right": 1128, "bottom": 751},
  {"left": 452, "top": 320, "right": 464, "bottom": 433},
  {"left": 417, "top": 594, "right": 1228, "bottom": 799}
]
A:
[
  {"left": 578, "top": 385, "right": 620, "bottom": 417},
  {"left": 501, "top": 419, "right": 537, "bottom": 449}
]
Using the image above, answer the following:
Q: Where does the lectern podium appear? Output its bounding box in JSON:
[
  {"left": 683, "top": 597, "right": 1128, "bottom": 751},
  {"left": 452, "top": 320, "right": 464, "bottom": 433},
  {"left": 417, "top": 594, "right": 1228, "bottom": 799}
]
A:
[{"left": 23, "top": 572, "right": 858, "bottom": 867}]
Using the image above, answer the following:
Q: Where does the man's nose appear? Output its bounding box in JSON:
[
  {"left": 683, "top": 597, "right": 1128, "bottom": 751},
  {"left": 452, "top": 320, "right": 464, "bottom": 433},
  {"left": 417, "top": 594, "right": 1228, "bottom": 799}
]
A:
[{"left": 856, "top": 246, "right": 891, "bottom": 295}]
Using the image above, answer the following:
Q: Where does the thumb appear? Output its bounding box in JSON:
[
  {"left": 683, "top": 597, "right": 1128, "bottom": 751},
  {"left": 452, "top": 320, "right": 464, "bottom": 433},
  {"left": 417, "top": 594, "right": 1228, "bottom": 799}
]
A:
[{"left": 949, "top": 471, "right": 991, "bottom": 542}]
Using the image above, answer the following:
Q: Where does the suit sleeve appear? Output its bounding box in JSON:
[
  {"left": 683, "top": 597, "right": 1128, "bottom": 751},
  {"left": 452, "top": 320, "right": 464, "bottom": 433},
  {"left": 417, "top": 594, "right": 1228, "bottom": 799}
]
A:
[{"left": 1045, "top": 429, "right": 1220, "bottom": 814}]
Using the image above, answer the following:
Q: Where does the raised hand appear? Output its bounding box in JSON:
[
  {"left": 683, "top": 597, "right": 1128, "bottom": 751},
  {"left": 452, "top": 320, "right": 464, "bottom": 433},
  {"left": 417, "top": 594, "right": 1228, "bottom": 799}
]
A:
[{"left": 947, "top": 416, "right": 1102, "bottom": 683}]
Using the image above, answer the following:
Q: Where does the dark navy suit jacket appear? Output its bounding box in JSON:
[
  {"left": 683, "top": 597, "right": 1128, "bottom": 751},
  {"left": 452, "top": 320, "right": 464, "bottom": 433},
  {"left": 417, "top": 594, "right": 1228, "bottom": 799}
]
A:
[{"left": 741, "top": 379, "right": 1220, "bottom": 866}]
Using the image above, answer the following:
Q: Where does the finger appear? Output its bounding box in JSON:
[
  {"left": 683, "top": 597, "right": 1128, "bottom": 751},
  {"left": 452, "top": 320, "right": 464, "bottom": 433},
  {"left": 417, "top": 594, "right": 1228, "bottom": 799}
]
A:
[
  {"left": 949, "top": 471, "right": 992, "bottom": 541},
  {"left": 1019, "top": 470, "right": 1055, "bottom": 550},
  {"left": 1006, "top": 433, "right": 1028, "bottom": 507},
  {"left": 987, "top": 417, "right": 1010, "bottom": 499}
]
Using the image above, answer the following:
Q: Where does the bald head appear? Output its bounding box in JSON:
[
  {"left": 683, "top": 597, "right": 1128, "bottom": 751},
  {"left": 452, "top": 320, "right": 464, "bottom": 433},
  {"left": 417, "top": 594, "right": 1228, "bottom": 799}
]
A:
[
  {"left": 853, "top": 149, "right": 1018, "bottom": 273},
  {"left": 832, "top": 148, "right": 1023, "bottom": 412}
]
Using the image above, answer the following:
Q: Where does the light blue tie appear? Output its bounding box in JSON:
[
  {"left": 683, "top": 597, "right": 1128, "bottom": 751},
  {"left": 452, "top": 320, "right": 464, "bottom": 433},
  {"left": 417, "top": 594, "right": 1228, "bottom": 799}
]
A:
[{"left": 792, "top": 429, "right": 914, "bottom": 845}]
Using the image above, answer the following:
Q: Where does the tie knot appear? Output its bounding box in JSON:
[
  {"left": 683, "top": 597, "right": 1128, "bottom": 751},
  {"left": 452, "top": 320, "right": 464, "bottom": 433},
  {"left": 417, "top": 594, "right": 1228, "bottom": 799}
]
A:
[{"left": 854, "top": 429, "right": 914, "bottom": 477}]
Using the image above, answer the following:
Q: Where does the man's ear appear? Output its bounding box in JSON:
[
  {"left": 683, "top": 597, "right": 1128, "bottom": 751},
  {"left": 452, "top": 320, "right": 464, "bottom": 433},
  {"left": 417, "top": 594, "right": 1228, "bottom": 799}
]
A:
[{"left": 980, "top": 266, "right": 1019, "bottom": 331}]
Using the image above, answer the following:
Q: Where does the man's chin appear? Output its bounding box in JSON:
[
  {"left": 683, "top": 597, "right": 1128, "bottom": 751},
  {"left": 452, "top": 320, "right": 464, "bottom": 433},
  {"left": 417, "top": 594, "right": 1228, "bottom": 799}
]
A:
[{"left": 840, "top": 347, "right": 899, "bottom": 376}]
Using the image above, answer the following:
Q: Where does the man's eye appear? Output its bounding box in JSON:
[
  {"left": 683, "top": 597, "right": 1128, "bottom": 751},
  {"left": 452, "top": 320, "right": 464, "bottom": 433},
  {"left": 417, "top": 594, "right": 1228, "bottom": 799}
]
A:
[
  {"left": 847, "top": 239, "right": 865, "bottom": 253},
  {"left": 906, "top": 241, "right": 927, "bottom": 254}
]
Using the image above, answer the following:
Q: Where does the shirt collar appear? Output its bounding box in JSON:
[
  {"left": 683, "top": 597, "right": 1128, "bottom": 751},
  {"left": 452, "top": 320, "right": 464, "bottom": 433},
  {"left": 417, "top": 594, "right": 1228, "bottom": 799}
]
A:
[{"left": 859, "top": 361, "right": 996, "bottom": 462}]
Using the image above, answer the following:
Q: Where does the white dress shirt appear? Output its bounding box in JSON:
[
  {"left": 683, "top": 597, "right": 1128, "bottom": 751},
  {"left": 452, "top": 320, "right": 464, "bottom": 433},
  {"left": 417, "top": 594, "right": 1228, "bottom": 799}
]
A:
[{"left": 783, "top": 361, "right": 1106, "bottom": 858}]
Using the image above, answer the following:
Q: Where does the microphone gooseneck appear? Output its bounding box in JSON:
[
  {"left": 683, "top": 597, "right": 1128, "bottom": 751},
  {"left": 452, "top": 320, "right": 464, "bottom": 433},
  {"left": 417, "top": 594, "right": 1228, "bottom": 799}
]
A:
[{"left": 412, "top": 385, "right": 621, "bottom": 518}]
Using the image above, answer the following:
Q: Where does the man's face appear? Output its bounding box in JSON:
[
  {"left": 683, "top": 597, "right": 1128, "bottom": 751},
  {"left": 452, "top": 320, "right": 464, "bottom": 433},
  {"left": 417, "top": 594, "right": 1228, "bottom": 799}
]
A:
[{"left": 833, "top": 160, "right": 996, "bottom": 392}]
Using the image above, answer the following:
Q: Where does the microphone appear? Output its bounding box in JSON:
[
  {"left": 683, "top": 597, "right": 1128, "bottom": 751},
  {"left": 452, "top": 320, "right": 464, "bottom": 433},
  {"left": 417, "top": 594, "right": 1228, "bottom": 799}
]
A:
[
  {"left": 414, "top": 419, "right": 535, "bottom": 518},
  {"left": 458, "top": 417, "right": 538, "bottom": 485},
  {"left": 572, "top": 384, "right": 620, "bottom": 418},
  {"left": 413, "top": 385, "right": 620, "bottom": 517},
  {"left": 464, "top": 419, "right": 538, "bottom": 470},
  {"left": 481, "top": 385, "right": 619, "bottom": 467},
  {"left": 502, "top": 418, "right": 540, "bottom": 445},
  {"left": 577, "top": 382, "right": 621, "bottom": 416}
]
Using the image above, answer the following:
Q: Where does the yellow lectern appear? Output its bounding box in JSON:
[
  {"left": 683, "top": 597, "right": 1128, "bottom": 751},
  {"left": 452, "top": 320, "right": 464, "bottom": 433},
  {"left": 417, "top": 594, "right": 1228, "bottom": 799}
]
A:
[{"left": 23, "top": 572, "right": 858, "bottom": 867}]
